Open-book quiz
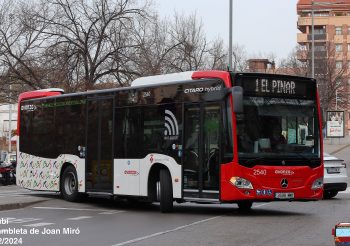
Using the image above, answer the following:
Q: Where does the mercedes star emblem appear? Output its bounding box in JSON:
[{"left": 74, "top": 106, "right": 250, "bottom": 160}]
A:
[{"left": 281, "top": 178, "right": 288, "bottom": 188}]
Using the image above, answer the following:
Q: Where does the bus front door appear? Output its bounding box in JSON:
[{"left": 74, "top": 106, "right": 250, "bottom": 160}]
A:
[
  {"left": 183, "top": 103, "right": 221, "bottom": 199},
  {"left": 86, "top": 98, "right": 114, "bottom": 192}
]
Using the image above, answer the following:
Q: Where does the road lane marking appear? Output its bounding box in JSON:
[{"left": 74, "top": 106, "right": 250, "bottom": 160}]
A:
[
  {"left": 111, "top": 216, "right": 221, "bottom": 246},
  {"left": 254, "top": 203, "right": 270, "bottom": 208},
  {"left": 0, "top": 191, "right": 26, "bottom": 194},
  {"left": 99, "top": 211, "right": 125, "bottom": 215},
  {"left": 24, "top": 222, "right": 54, "bottom": 227},
  {"left": 33, "top": 206, "right": 124, "bottom": 213},
  {"left": 66, "top": 216, "right": 92, "bottom": 220},
  {"left": 111, "top": 202, "right": 271, "bottom": 246},
  {"left": 8, "top": 218, "right": 41, "bottom": 224}
]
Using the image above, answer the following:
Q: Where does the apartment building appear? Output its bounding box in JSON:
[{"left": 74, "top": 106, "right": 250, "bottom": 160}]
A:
[{"left": 297, "top": 0, "right": 350, "bottom": 133}]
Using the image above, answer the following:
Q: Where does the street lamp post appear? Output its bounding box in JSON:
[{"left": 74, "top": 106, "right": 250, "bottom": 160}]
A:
[
  {"left": 8, "top": 84, "right": 12, "bottom": 153},
  {"left": 336, "top": 90, "right": 338, "bottom": 110},
  {"left": 229, "top": 0, "right": 233, "bottom": 70},
  {"left": 311, "top": 0, "right": 315, "bottom": 78}
]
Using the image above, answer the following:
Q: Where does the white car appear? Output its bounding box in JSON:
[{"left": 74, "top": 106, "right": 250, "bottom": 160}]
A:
[
  {"left": 323, "top": 152, "right": 348, "bottom": 199},
  {"left": 1, "top": 153, "right": 16, "bottom": 168}
]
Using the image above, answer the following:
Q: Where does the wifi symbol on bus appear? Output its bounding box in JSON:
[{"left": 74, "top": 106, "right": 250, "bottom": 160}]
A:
[{"left": 164, "top": 110, "right": 179, "bottom": 138}]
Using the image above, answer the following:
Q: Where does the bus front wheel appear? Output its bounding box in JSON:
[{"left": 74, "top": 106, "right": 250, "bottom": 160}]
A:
[
  {"left": 160, "top": 168, "right": 173, "bottom": 213},
  {"left": 61, "top": 166, "right": 83, "bottom": 202},
  {"left": 324, "top": 191, "right": 338, "bottom": 199},
  {"left": 237, "top": 201, "right": 253, "bottom": 212}
]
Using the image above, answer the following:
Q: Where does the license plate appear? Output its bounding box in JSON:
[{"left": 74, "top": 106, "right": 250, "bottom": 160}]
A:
[
  {"left": 275, "top": 192, "right": 294, "bottom": 199},
  {"left": 327, "top": 167, "right": 340, "bottom": 174}
]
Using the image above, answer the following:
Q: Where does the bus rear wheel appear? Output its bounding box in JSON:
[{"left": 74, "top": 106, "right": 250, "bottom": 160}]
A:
[
  {"left": 237, "top": 201, "right": 253, "bottom": 212},
  {"left": 159, "top": 168, "right": 173, "bottom": 213},
  {"left": 61, "top": 166, "right": 83, "bottom": 202}
]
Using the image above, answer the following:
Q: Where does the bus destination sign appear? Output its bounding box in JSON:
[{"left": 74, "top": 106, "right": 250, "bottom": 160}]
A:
[
  {"left": 237, "top": 75, "right": 316, "bottom": 99},
  {"left": 255, "top": 78, "right": 295, "bottom": 95}
]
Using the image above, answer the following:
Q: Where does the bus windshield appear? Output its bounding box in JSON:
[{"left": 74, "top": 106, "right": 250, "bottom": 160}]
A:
[{"left": 236, "top": 96, "right": 320, "bottom": 166}]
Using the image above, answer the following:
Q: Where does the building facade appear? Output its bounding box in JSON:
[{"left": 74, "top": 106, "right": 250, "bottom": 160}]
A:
[
  {"left": 0, "top": 104, "right": 17, "bottom": 152},
  {"left": 297, "top": 0, "right": 350, "bottom": 134}
]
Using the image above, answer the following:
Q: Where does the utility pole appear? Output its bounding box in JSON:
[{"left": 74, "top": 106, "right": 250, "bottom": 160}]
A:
[
  {"left": 8, "top": 84, "right": 12, "bottom": 153},
  {"left": 335, "top": 90, "right": 338, "bottom": 110},
  {"left": 229, "top": 0, "right": 233, "bottom": 70},
  {"left": 311, "top": 0, "right": 315, "bottom": 78}
]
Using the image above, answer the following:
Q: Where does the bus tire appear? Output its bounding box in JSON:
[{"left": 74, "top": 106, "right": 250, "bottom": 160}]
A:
[
  {"left": 160, "top": 168, "right": 173, "bottom": 213},
  {"left": 61, "top": 166, "right": 83, "bottom": 202},
  {"left": 3, "top": 172, "right": 9, "bottom": 186},
  {"left": 237, "top": 201, "right": 253, "bottom": 212},
  {"left": 323, "top": 191, "right": 338, "bottom": 199}
]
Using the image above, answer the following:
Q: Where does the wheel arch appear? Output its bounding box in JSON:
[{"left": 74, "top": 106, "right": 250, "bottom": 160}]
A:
[
  {"left": 59, "top": 162, "right": 76, "bottom": 192},
  {"left": 147, "top": 163, "right": 171, "bottom": 202}
]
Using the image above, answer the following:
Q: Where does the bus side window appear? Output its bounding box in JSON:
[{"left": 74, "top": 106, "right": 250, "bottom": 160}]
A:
[
  {"left": 20, "top": 107, "right": 33, "bottom": 155},
  {"left": 31, "top": 101, "right": 56, "bottom": 158},
  {"left": 114, "top": 107, "right": 143, "bottom": 159}
]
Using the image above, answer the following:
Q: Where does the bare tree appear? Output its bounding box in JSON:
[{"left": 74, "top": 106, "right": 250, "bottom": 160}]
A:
[
  {"left": 130, "top": 14, "right": 182, "bottom": 78},
  {"left": 231, "top": 44, "right": 248, "bottom": 72},
  {"left": 130, "top": 12, "right": 228, "bottom": 77},
  {"left": 0, "top": 0, "right": 50, "bottom": 95},
  {"left": 27, "top": 0, "right": 151, "bottom": 89},
  {"left": 0, "top": 0, "right": 234, "bottom": 95},
  {"left": 279, "top": 46, "right": 308, "bottom": 76},
  {"left": 314, "top": 43, "right": 348, "bottom": 111},
  {"left": 167, "top": 13, "right": 208, "bottom": 72}
]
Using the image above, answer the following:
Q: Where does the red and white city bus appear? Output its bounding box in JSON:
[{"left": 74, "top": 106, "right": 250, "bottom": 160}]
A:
[{"left": 16, "top": 71, "right": 323, "bottom": 212}]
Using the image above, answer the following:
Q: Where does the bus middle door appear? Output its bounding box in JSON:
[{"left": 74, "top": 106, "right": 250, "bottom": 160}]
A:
[
  {"left": 86, "top": 97, "right": 114, "bottom": 192},
  {"left": 183, "top": 102, "right": 221, "bottom": 199}
]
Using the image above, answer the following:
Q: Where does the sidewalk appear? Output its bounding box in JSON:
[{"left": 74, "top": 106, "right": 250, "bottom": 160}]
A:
[
  {"left": 323, "top": 134, "right": 350, "bottom": 155},
  {"left": 0, "top": 186, "right": 53, "bottom": 211}
]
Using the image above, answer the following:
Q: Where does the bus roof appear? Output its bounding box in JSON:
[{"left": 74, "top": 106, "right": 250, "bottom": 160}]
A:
[
  {"left": 131, "top": 71, "right": 194, "bottom": 87},
  {"left": 18, "top": 71, "right": 315, "bottom": 103}
]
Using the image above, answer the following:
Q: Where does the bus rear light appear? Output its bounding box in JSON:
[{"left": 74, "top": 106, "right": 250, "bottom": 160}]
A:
[
  {"left": 230, "top": 177, "right": 253, "bottom": 190},
  {"left": 311, "top": 177, "right": 323, "bottom": 190}
]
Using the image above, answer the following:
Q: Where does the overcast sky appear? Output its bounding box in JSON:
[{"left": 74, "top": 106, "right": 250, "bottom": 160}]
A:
[{"left": 155, "top": 0, "right": 298, "bottom": 61}]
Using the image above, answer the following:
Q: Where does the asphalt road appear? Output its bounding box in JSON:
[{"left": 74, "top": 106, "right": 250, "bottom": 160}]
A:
[
  {"left": 0, "top": 146, "right": 349, "bottom": 246},
  {"left": 1, "top": 192, "right": 349, "bottom": 246}
]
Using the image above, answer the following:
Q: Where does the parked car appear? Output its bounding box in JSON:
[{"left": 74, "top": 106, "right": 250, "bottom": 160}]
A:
[
  {"left": 2, "top": 153, "right": 16, "bottom": 167},
  {"left": 324, "top": 152, "right": 348, "bottom": 199},
  {"left": 0, "top": 152, "right": 16, "bottom": 185}
]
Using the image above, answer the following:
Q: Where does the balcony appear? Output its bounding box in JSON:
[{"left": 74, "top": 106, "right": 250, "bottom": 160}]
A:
[
  {"left": 314, "top": 50, "right": 327, "bottom": 58},
  {"left": 297, "top": 33, "right": 327, "bottom": 43},
  {"left": 297, "top": 16, "right": 329, "bottom": 27},
  {"left": 307, "top": 33, "right": 327, "bottom": 41},
  {"left": 297, "top": 50, "right": 327, "bottom": 61},
  {"left": 297, "top": 33, "right": 308, "bottom": 43}
]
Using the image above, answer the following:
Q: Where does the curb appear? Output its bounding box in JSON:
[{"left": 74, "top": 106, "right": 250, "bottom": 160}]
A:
[
  {"left": 0, "top": 200, "right": 47, "bottom": 212},
  {"left": 330, "top": 143, "right": 350, "bottom": 155}
]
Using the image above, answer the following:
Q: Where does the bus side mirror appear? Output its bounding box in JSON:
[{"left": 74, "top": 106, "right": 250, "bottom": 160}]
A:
[
  {"left": 231, "top": 86, "right": 243, "bottom": 113},
  {"left": 332, "top": 228, "right": 335, "bottom": 236}
]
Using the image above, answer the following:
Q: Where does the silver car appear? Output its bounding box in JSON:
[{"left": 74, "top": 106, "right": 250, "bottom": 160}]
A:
[{"left": 323, "top": 152, "right": 348, "bottom": 199}]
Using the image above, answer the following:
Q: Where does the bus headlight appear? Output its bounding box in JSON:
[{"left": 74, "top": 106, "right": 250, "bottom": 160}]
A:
[
  {"left": 230, "top": 177, "right": 253, "bottom": 190},
  {"left": 311, "top": 178, "right": 323, "bottom": 190}
]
